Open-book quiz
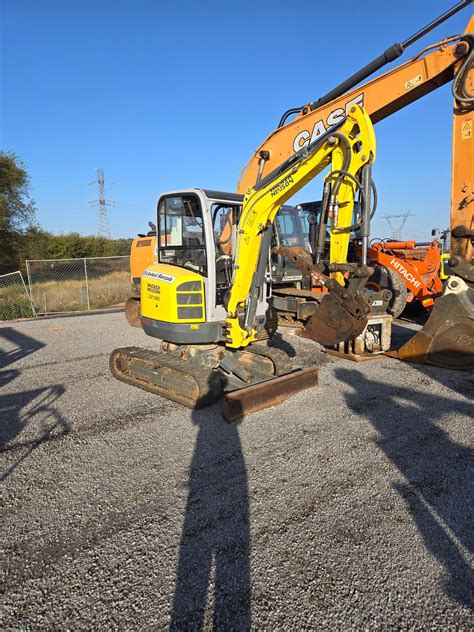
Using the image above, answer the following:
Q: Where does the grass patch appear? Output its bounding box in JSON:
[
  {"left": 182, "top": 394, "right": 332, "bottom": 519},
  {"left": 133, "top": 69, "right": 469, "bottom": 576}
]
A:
[
  {"left": 29, "top": 270, "right": 131, "bottom": 313},
  {"left": 0, "top": 296, "right": 34, "bottom": 320}
]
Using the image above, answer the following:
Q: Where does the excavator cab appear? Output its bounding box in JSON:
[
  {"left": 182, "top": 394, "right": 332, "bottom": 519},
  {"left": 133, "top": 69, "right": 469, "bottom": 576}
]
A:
[
  {"left": 271, "top": 205, "right": 311, "bottom": 286},
  {"left": 139, "top": 189, "right": 271, "bottom": 345}
]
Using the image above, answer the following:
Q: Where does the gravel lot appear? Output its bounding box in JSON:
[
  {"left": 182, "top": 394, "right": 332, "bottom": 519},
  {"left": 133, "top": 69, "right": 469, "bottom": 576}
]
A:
[{"left": 1, "top": 311, "right": 473, "bottom": 629}]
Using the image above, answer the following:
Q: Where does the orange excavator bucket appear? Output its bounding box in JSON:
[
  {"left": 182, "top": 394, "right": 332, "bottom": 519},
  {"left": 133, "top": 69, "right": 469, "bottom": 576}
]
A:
[
  {"left": 391, "top": 22, "right": 474, "bottom": 372},
  {"left": 387, "top": 277, "right": 474, "bottom": 370}
]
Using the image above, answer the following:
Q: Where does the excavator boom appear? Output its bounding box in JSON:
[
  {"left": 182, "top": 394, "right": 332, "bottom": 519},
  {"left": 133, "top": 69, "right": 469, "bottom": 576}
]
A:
[
  {"left": 238, "top": 11, "right": 473, "bottom": 191},
  {"left": 391, "top": 29, "right": 474, "bottom": 369}
]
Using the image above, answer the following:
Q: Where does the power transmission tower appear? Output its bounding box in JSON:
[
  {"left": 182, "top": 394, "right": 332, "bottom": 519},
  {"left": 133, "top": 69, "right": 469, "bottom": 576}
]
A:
[
  {"left": 89, "top": 168, "right": 115, "bottom": 239},
  {"left": 381, "top": 211, "right": 414, "bottom": 240}
]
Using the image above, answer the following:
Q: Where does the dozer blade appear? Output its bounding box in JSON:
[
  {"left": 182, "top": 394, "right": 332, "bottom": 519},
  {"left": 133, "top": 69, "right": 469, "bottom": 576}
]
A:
[
  {"left": 223, "top": 366, "right": 319, "bottom": 422},
  {"left": 302, "top": 291, "right": 369, "bottom": 346},
  {"left": 387, "top": 280, "right": 474, "bottom": 370}
]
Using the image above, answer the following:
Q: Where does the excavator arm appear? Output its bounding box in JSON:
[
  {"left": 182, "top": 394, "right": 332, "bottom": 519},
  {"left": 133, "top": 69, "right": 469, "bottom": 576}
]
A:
[
  {"left": 225, "top": 104, "right": 376, "bottom": 349},
  {"left": 391, "top": 34, "right": 474, "bottom": 369}
]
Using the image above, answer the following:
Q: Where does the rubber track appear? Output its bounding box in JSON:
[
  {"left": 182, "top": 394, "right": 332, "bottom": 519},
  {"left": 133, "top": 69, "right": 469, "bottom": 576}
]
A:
[
  {"left": 109, "top": 346, "right": 222, "bottom": 409},
  {"left": 245, "top": 344, "right": 293, "bottom": 376}
]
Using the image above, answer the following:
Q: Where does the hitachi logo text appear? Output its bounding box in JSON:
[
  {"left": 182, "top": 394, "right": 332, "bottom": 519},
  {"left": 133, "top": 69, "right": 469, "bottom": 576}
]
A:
[{"left": 389, "top": 258, "right": 421, "bottom": 288}]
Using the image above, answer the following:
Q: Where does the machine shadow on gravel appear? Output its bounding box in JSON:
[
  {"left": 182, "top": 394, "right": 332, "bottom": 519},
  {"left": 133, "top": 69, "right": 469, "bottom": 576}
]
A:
[
  {"left": 0, "top": 385, "right": 69, "bottom": 481},
  {"left": 170, "top": 404, "right": 251, "bottom": 630},
  {"left": 391, "top": 320, "right": 474, "bottom": 399},
  {"left": 336, "top": 368, "right": 473, "bottom": 607},
  {"left": 0, "top": 327, "right": 46, "bottom": 371},
  {"left": 266, "top": 331, "right": 297, "bottom": 358},
  {"left": 0, "top": 326, "right": 47, "bottom": 390}
]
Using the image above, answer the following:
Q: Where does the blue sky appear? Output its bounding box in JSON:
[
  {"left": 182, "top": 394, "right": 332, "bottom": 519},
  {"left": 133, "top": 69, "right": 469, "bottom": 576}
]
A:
[{"left": 1, "top": 0, "right": 472, "bottom": 240}]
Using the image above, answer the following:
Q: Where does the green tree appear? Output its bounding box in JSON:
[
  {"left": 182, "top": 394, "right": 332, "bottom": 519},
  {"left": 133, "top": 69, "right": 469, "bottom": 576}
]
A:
[
  {"left": 22, "top": 226, "right": 54, "bottom": 261},
  {"left": 0, "top": 152, "right": 36, "bottom": 272}
]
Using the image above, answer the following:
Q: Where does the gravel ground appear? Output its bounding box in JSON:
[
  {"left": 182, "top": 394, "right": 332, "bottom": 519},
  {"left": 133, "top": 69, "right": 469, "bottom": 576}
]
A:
[{"left": 1, "top": 311, "right": 473, "bottom": 629}]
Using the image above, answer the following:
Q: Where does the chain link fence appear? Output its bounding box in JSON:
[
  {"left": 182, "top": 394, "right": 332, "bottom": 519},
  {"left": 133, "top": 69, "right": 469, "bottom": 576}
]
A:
[
  {"left": 25, "top": 256, "right": 131, "bottom": 315},
  {"left": 0, "top": 271, "right": 36, "bottom": 320}
]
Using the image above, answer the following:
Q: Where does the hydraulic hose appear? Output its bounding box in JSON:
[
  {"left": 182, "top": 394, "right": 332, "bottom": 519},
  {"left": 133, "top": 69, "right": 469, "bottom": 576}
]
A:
[
  {"left": 370, "top": 179, "right": 378, "bottom": 219},
  {"left": 278, "top": 107, "right": 304, "bottom": 129},
  {"left": 277, "top": 1, "right": 471, "bottom": 128},
  {"left": 452, "top": 37, "right": 474, "bottom": 107},
  {"left": 327, "top": 170, "right": 378, "bottom": 233}
]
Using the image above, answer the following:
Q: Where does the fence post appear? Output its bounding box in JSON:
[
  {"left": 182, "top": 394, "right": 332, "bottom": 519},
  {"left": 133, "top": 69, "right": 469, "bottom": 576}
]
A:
[
  {"left": 84, "top": 258, "right": 91, "bottom": 311},
  {"left": 20, "top": 271, "right": 37, "bottom": 317},
  {"left": 25, "top": 261, "right": 35, "bottom": 311}
]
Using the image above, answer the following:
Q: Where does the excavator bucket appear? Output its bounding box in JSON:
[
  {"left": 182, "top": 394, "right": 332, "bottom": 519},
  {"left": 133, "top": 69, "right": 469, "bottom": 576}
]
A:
[
  {"left": 387, "top": 277, "right": 474, "bottom": 370},
  {"left": 272, "top": 245, "right": 372, "bottom": 346},
  {"left": 302, "top": 291, "right": 369, "bottom": 346}
]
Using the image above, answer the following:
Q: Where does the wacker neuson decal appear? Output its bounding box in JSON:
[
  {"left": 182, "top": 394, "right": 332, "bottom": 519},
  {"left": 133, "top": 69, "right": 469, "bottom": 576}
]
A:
[{"left": 143, "top": 270, "right": 176, "bottom": 283}]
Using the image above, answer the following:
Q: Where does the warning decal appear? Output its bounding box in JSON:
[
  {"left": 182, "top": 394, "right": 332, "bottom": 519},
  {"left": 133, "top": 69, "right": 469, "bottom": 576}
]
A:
[
  {"left": 461, "top": 120, "right": 472, "bottom": 140},
  {"left": 404, "top": 74, "right": 422, "bottom": 91}
]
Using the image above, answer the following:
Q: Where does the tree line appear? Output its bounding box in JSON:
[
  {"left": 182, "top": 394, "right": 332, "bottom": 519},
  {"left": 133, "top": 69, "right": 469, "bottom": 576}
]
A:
[{"left": 0, "top": 152, "right": 133, "bottom": 274}]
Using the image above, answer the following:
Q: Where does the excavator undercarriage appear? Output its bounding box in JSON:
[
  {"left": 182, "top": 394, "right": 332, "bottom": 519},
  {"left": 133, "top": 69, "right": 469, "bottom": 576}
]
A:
[{"left": 110, "top": 343, "right": 319, "bottom": 421}]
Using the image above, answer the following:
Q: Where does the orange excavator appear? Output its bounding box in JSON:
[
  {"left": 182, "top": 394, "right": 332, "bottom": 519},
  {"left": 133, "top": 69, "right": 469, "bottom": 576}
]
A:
[
  {"left": 363, "top": 238, "right": 444, "bottom": 316},
  {"left": 129, "top": 1, "right": 473, "bottom": 369},
  {"left": 237, "top": 2, "right": 473, "bottom": 370}
]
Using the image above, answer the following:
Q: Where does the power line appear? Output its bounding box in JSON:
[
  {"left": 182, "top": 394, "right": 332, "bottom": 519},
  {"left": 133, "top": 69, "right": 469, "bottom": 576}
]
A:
[
  {"left": 380, "top": 211, "right": 414, "bottom": 240},
  {"left": 89, "top": 168, "right": 115, "bottom": 239}
]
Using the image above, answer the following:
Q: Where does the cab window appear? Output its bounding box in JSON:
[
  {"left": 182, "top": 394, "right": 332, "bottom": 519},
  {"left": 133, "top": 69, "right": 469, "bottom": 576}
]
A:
[{"left": 158, "top": 194, "right": 207, "bottom": 275}]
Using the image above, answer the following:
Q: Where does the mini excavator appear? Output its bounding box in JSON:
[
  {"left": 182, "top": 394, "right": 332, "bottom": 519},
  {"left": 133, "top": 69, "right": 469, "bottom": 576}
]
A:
[{"left": 110, "top": 105, "right": 377, "bottom": 419}]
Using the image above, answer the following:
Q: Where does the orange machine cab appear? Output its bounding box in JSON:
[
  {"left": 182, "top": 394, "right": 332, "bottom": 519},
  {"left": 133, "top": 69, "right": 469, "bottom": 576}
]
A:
[{"left": 130, "top": 233, "right": 157, "bottom": 292}]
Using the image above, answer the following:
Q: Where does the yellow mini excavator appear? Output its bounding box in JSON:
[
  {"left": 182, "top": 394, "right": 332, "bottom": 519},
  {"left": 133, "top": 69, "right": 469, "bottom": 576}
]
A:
[{"left": 110, "top": 105, "right": 377, "bottom": 420}]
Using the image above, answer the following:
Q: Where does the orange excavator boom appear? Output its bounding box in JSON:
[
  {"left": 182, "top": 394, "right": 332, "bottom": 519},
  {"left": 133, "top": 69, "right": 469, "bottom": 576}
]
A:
[{"left": 238, "top": 8, "right": 473, "bottom": 192}]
